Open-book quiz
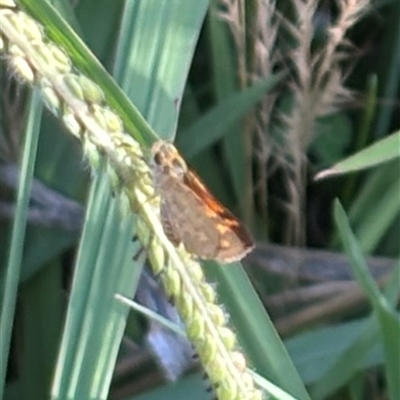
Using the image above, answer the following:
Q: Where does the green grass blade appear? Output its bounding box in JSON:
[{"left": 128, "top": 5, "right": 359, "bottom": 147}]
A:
[
  {"left": 0, "top": 90, "right": 42, "bottom": 399},
  {"left": 332, "top": 200, "right": 400, "bottom": 400},
  {"left": 205, "top": 261, "right": 311, "bottom": 400},
  {"left": 208, "top": 4, "right": 249, "bottom": 215},
  {"left": 70, "top": 200, "right": 141, "bottom": 398},
  {"left": 330, "top": 160, "right": 400, "bottom": 253},
  {"left": 351, "top": 177, "right": 400, "bottom": 253},
  {"left": 306, "top": 250, "right": 398, "bottom": 399},
  {"left": 178, "top": 73, "right": 285, "bottom": 158},
  {"left": 51, "top": 171, "right": 109, "bottom": 397},
  {"left": 114, "top": 0, "right": 209, "bottom": 139},
  {"left": 51, "top": 170, "right": 145, "bottom": 399},
  {"left": 315, "top": 130, "right": 400, "bottom": 180},
  {"left": 309, "top": 279, "right": 398, "bottom": 399},
  {"left": 286, "top": 315, "right": 390, "bottom": 386}
]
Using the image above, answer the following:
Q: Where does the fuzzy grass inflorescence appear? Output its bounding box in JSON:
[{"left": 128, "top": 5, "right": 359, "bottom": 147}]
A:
[
  {"left": 218, "top": 0, "right": 370, "bottom": 245},
  {"left": 0, "top": 3, "right": 263, "bottom": 399},
  {"left": 219, "top": 0, "right": 279, "bottom": 235},
  {"left": 280, "top": 0, "right": 370, "bottom": 245}
]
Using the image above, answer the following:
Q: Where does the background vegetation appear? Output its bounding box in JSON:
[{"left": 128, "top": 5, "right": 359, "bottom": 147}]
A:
[{"left": 1, "top": 0, "right": 399, "bottom": 399}]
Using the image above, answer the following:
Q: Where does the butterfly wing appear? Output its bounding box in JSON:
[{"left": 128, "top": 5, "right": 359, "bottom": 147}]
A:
[
  {"left": 152, "top": 141, "right": 254, "bottom": 262},
  {"left": 183, "top": 169, "right": 254, "bottom": 261},
  {"left": 159, "top": 176, "right": 221, "bottom": 259}
]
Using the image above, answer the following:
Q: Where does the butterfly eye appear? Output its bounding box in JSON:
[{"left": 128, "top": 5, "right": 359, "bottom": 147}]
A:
[{"left": 153, "top": 153, "right": 162, "bottom": 165}]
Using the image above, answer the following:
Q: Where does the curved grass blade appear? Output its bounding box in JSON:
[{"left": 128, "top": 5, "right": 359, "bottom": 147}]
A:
[
  {"left": 315, "top": 131, "right": 400, "bottom": 180},
  {"left": 205, "top": 261, "right": 311, "bottom": 400},
  {"left": 114, "top": 0, "right": 209, "bottom": 140},
  {"left": 51, "top": 172, "right": 144, "bottom": 399},
  {"left": 326, "top": 200, "right": 400, "bottom": 400},
  {"left": 178, "top": 73, "right": 285, "bottom": 158}
]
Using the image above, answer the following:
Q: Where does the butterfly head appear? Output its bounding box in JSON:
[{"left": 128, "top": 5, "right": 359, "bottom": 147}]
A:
[{"left": 151, "top": 141, "right": 187, "bottom": 179}]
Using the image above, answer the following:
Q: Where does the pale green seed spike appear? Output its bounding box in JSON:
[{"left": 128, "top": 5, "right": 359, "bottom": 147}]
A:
[
  {"left": 78, "top": 75, "right": 104, "bottom": 104},
  {"left": 82, "top": 136, "right": 101, "bottom": 169},
  {"left": 8, "top": 42, "right": 23, "bottom": 56},
  {"left": 0, "top": 0, "right": 17, "bottom": 7},
  {"left": 186, "top": 315, "right": 205, "bottom": 339},
  {"left": 62, "top": 109, "right": 83, "bottom": 139},
  {"left": 241, "top": 371, "right": 256, "bottom": 390},
  {"left": 230, "top": 351, "right": 246, "bottom": 373},
  {"left": 218, "top": 326, "right": 236, "bottom": 350},
  {"left": 21, "top": 12, "right": 43, "bottom": 42},
  {"left": 199, "top": 282, "right": 216, "bottom": 303},
  {"left": 184, "top": 257, "right": 205, "bottom": 282},
  {"left": 11, "top": 55, "right": 34, "bottom": 82},
  {"left": 208, "top": 357, "right": 229, "bottom": 384},
  {"left": 178, "top": 293, "right": 194, "bottom": 320},
  {"left": 41, "top": 81, "right": 61, "bottom": 114},
  {"left": 198, "top": 338, "right": 217, "bottom": 364},
  {"left": 147, "top": 241, "right": 165, "bottom": 275},
  {"left": 8, "top": 11, "right": 25, "bottom": 32},
  {"left": 135, "top": 216, "right": 151, "bottom": 244},
  {"left": 93, "top": 105, "right": 123, "bottom": 133},
  {"left": 216, "top": 381, "right": 238, "bottom": 400},
  {"left": 138, "top": 222, "right": 165, "bottom": 274},
  {"left": 164, "top": 267, "right": 181, "bottom": 298},
  {"left": 252, "top": 390, "right": 264, "bottom": 400},
  {"left": 31, "top": 41, "right": 71, "bottom": 74},
  {"left": 63, "top": 74, "right": 84, "bottom": 101},
  {"left": 48, "top": 43, "right": 71, "bottom": 73}
]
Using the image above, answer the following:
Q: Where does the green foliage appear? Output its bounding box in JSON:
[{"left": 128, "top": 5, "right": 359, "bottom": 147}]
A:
[{"left": 1, "top": 0, "right": 399, "bottom": 400}]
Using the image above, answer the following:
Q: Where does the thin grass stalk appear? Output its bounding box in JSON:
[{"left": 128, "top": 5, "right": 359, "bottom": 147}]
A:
[
  {"left": 249, "top": 0, "right": 278, "bottom": 234},
  {"left": 0, "top": 89, "right": 42, "bottom": 399},
  {"left": 217, "top": 0, "right": 256, "bottom": 228},
  {"left": 218, "top": 0, "right": 280, "bottom": 234}
]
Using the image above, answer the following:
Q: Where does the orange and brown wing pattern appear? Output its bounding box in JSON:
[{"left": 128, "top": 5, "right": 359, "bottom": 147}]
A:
[
  {"left": 152, "top": 141, "right": 254, "bottom": 262},
  {"left": 183, "top": 169, "right": 254, "bottom": 260}
]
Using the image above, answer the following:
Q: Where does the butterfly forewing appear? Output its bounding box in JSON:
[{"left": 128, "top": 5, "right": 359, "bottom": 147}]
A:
[{"left": 152, "top": 141, "right": 255, "bottom": 262}]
